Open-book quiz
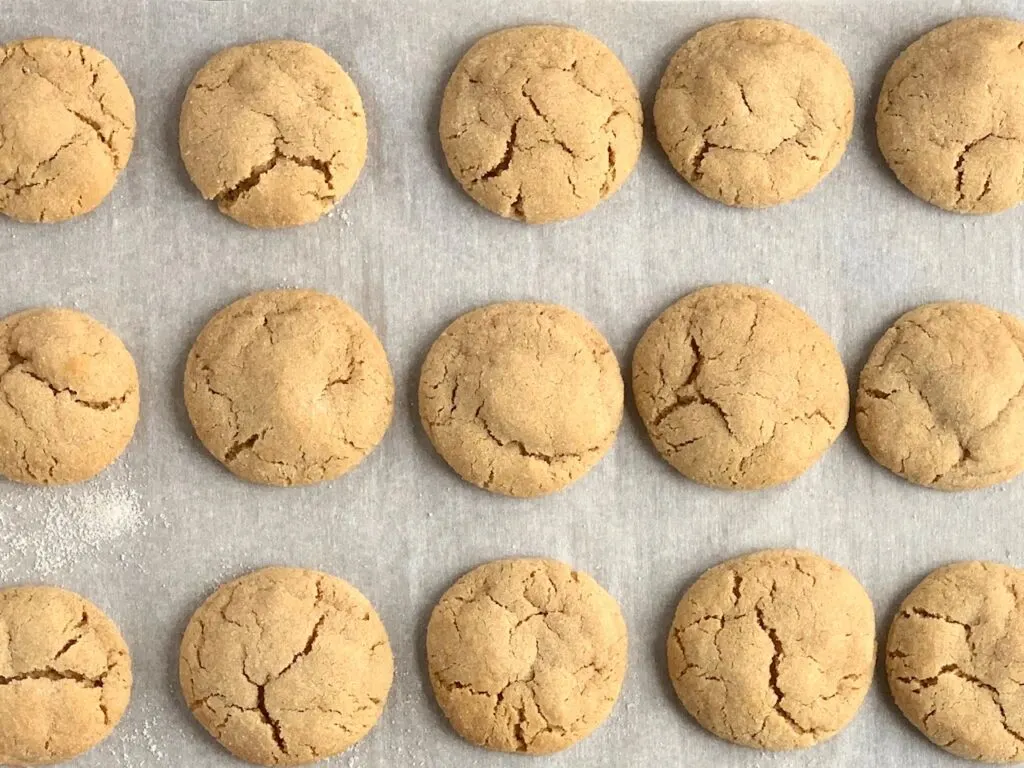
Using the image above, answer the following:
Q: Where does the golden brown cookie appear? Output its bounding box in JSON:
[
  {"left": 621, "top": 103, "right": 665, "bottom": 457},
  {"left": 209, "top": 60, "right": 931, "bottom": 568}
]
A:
[
  {"left": 180, "top": 567, "right": 393, "bottom": 765},
  {"left": 426, "top": 558, "right": 628, "bottom": 754},
  {"left": 0, "top": 38, "right": 135, "bottom": 223},
  {"left": 877, "top": 17, "right": 1024, "bottom": 214},
  {"left": 179, "top": 40, "right": 367, "bottom": 228},
  {"left": 0, "top": 586, "right": 132, "bottom": 765},
  {"left": 668, "top": 549, "right": 875, "bottom": 750},
  {"left": 0, "top": 308, "right": 140, "bottom": 485},
  {"left": 419, "top": 302, "right": 623, "bottom": 497},
  {"left": 439, "top": 25, "right": 642, "bottom": 223},
  {"left": 856, "top": 302, "right": 1024, "bottom": 490},
  {"left": 887, "top": 561, "right": 1024, "bottom": 763},
  {"left": 184, "top": 289, "right": 393, "bottom": 487},
  {"left": 654, "top": 19, "right": 854, "bottom": 207},
  {"left": 632, "top": 285, "right": 848, "bottom": 489}
]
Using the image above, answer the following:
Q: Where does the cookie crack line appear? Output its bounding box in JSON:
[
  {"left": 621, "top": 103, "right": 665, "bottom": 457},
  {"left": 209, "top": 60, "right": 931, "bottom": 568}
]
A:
[
  {"left": 2, "top": 354, "right": 131, "bottom": 411},
  {"left": 215, "top": 146, "right": 335, "bottom": 205},
  {"left": 0, "top": 666, "right": 107, "bottom": 688},
  {"left": 754, "top": 605, "right": 819, "bottom": 737},
  {"left": 474, "top": 404, "right": 601, "bottom": 464}
]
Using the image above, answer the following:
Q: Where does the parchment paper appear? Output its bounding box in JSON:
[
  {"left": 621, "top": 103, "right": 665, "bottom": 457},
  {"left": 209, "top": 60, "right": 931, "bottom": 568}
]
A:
[{"left": 1, "top": 0, "right": 1022, "bottom": 765}]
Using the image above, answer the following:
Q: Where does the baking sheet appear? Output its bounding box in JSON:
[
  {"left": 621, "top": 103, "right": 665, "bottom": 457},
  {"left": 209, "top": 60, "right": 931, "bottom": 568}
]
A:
[{"left": 0, "top": 0, "right": 1022, "bottom": 765}]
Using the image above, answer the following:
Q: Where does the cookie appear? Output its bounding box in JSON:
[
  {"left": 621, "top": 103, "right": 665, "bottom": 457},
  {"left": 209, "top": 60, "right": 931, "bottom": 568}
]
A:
[
  {"left": 184, "top": 289, "right": 393, "bottom": 487},
  {"left": 0, "top": 586, "right": 132, "bottom": 765},
  {"left": 0, "top": 308, "right": 140, "bottom": 485},
  {"left": 856, "top": 302, "right": 1024, "bottom": 490},
  {"left": 632, "top": 285, "right": 848, "bottom": 489},
  {"left": 0, "top": 38, "right": 135, "bottom": 222},
  {"left": 654, "top": 19, "right": 854, "bottom": 207},
  {"left": 179, "top": 40, "right": 367, "bottom": 228},
  {"left": 180, "top": 567, "right": 393, "bottom": 765},
  {"left": 877, "top": 17, "right": 1024, "bottom": 214},
  {"left": 439, "top": 25, "right": 642, "bottom": 223},
  {"left": 888, "top": 561, "right": 1024, "bottom": 762},
  {"left": 426, "top": 558, "right": 628, "bottom": 754},
  {"left": 668, "top": 549, "right": 875, "bottom": 750},
  {"left": 419, "top": 302, "right": 623, "bottom": 497}
]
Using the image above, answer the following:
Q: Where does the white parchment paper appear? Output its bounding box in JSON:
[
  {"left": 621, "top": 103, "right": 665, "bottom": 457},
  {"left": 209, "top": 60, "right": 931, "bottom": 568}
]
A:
[{"left": 1, "top": 0, "right": 1023, "bottom": 765}]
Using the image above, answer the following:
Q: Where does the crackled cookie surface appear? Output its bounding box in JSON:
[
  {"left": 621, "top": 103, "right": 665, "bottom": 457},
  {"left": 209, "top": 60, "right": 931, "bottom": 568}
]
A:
[
  {"left": 419, "top": 302, "right": 623, "bottom": 497},
  {"left": 426, "top": 558, "right": 628, "bottom": 754},
  {"left": 179, "top": 40, "right": 367, "bottom": 228},
  {"left": 856, "top": 302, "right": 1024, "bottom": 490},
  {"left": 440, "top": 25, "right": 642, "bottom": 223},
  {"left": 180, "top": 567, "right": 393, "bottom": 765},
  {"left": 184, "top": 289, "right": 393, "bottom": 487},
  {"left": 668, "top": 549, "right": 875, "bottom": 750},
  {"left": 877, "top": 17, "right": 1024, "bottom": 214},
  {"left": 0, "top": 308, "right": 140, "bottom": 485},
  {"left": 654, "top": 19, "right": 853, "bottom": 207},
  {"left": 0, "top": 37, "right": 135, "bottom": 222},
  {"left": 632, "top": 285, "right": 848, "bottom": 489},
  {"left": 0, "top": 586, "right": 132, "bottom": 766},
  {"left": 887, "top": 561, "right": 1024, "bottom": 763}
]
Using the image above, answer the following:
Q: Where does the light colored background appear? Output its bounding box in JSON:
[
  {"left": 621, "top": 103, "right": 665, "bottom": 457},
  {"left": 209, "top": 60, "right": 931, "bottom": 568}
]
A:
[{"left": 0, "top": 0, "right": 1021, "bottom": 765}]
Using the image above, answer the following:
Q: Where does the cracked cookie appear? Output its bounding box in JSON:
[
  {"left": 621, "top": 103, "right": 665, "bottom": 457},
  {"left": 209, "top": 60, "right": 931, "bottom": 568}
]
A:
[
  {"left": 653, "top": 19, "right": 854, "bottom": 207},
  {"left": 426, "top": 557, "right": 628, "bottom": 754},
  {"left": 856, "top": 301, "right": 1024, "bottom": 490},
  {"left": 184, "top": 289, "right": 393, "bottom": 487},
  {"left": 887, "top": 561, "right": 1024, "bottom": 762},
  {"left": 439, "top": 25, "right": 642, "bottom": 223},
  {"left": 877, "top": 17, "right": 1024, "bottom": 214},
  {"left": 418, "top": 302, "right": 623, "bottom": 497},
  {"left": 180, "top": 567, "right": 393, "bottom": 765},
  {"left": 668, "top": 549, "right": 875, "bottom": 750},
  {"left": 0, "top": 38, "right": 135, "bottom": 223},
  {"left": 0, "top": 307, "right": 140, "bottom": 485},
  {"left": 179, "top": 40, "right": 367, "bottom": 228},
  {"left": 0, "top": 585, "right": 132, "bottom": 765},
  {"left": 632, "top": 285, "right": 848, "bottom": 490}
]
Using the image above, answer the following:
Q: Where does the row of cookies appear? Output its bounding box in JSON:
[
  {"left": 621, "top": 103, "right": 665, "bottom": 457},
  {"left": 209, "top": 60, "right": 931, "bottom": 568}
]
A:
[
  {"left": 3, "top": 286, "right": 1022, "bottom": 493},
  {"left": 4, "top": 15, "right": 1022, "bottom": 227},
  {"left": 2, "top": 553, "right": 1016, "bottom": 765}
]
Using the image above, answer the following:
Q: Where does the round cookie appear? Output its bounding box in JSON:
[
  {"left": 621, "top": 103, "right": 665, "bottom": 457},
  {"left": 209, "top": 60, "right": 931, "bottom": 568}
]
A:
[
  {"left": 180, "top": 567, "right": 393, "bottom": 765},
  {"left": 856, "top": 301, "right": 1024, "bottom": 490},
  {"left": 632, "top": 285, "right": 848, "bottom": 489},
  {"left": 418, "top": 302, "right": 623, "bottom": 497},
  {"left": 179, "top": 40, "right": 367, "bottom": 228},
  {"left": 668, "top": 549, "right": 875, "bottom": 750},
  {"left": 653, "top": 19, "right": 854, "bottom": 207},
  {"left": 0, "top": 38, "right": 135, "bottom": 223},
  {"left": 426, "top": 557, "right": 628, "bottom": 754},
  {"left": 877, "top": 17, "right": 1024, "bottom": 214},
  {"left": 184, "top": 289, "right": 393, "bottom": 487},
  {"left": 887, "top": 561, "right": 1024, "bottom": 763},
  {"left": 439, "top": 25, "right": 643, "bottom": 223},
  {"left": 0, "top": 586, "right": 132, "bottom": 765},
  {"left": 0, "top": 308, "right": 140, "bottom": 485}
]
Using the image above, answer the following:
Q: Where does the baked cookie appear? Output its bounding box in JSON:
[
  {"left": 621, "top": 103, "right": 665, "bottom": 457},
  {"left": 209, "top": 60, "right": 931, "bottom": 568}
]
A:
[
  {"left": 654, "top": 19, "right": 854, "bottom": 207},
  {"left": 0, "top": 308, "right": 140, "bottom": 485},
  {"left": 888, "top": 561, "right": 1024, "bottom": 763},
  {"left": 179, "top": 40, "right": 367, "bottom": 228},
  {"left": 426, "top": 558, "right": 628, "bottom": 754},
  {"left": 180, "top": 567, "right": 393, "bottom": 765},
  {"left": 668, "top": 549, "right": 875, "bottom": 750},
  {"left": 632, "top": 285, "right": 848, "bottom": 489},
  {"left": 877, "top": 17, "right": 1024, "bottom": 214},
  {"left": 440, "top": 25, "right": 642, "bottom": 223},
  {"left": 419, "top": 302, "right": 623, "bottom": 497},
  {"left": 184, "top": 290, "right": 393, "bottom": 487},
  {"left": 856, "top": 302, "right": 1024, "bottom": 490},
  {"left": 0, "top": 586, "right": 132, "bottom": 765},
  {"left": 0, "top": 38, "right": 135, "bottom": 222}
]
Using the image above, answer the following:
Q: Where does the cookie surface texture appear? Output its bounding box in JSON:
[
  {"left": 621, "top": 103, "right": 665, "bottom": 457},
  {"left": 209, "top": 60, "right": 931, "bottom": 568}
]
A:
[
  {"left": 179, "top": 40, "right": 367, "bottom": 228},
  {"left": 440, "top": 25, "right": 642, "bottom": 223},
  {"left": 426, "top": 557, "right": 628, "bottom": 754}
]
